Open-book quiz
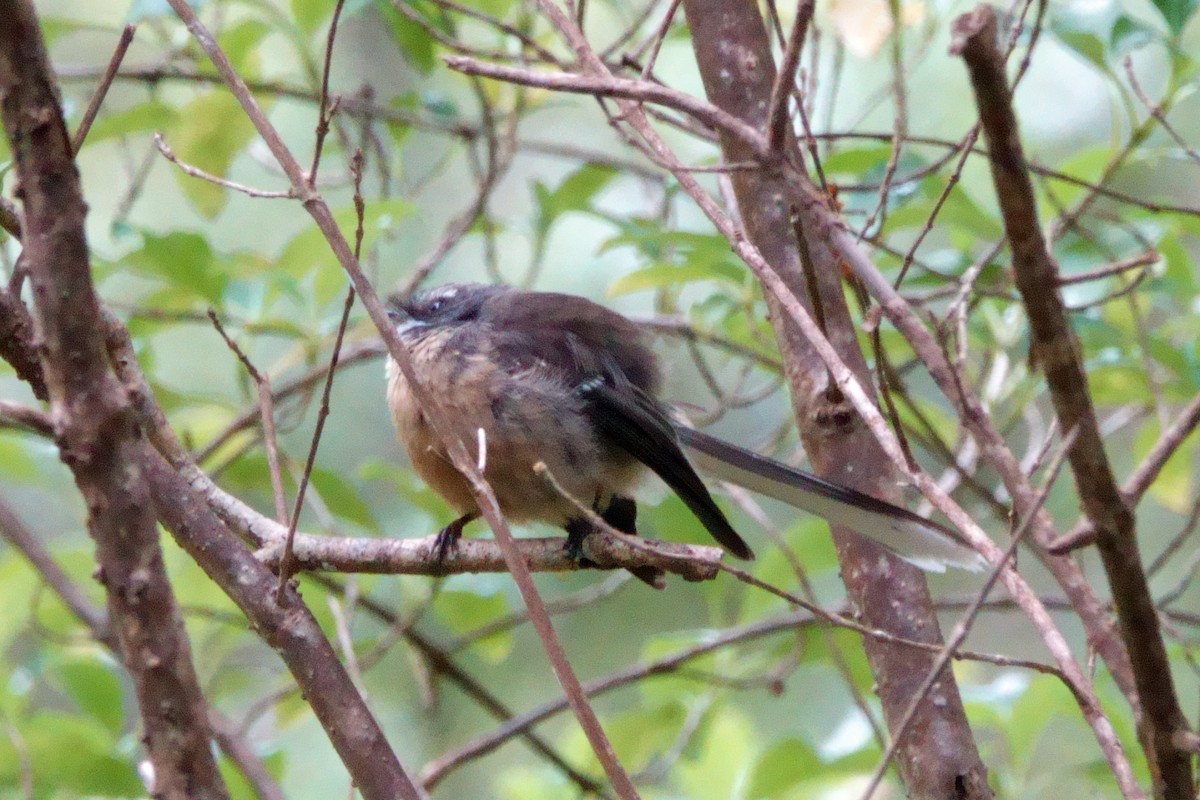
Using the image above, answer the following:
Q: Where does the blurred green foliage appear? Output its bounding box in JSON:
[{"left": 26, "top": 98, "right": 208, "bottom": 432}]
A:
[{"left": 1, "top": 0, "right": 1199, "bottom": 797}]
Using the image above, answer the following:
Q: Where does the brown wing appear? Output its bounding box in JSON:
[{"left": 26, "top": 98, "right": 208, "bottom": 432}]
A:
[{"left": 482, "top": 289, "right": 753, "bottom": 559}]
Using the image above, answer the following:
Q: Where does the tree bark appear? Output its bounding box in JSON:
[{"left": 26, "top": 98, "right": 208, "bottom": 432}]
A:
[
  {"left": 679, "top": 2, "right": 992, "bottom": 796},
  {"left": 0, "top": 3, "right": 228, "bottom": 798}
]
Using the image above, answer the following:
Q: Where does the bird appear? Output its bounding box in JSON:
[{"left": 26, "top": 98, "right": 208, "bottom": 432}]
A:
[{"left": 384, "top": 283, "right": 984, "bottom": 585}]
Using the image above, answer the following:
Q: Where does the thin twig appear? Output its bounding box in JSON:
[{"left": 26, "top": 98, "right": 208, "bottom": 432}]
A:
[
  {"left": 765, "top": 0, "right": 813, "bottom": 151},
  {"left": 206, "top": 309, "right": 290, "bottom": 525},
  {"left": 275, "top": 156, "right": 363, "bottom": 600},
  {"left": 856, "top": 0, "right": 908, "bottom": 241},
  {"left": 71, "top": 24, "right": 136, "bottom": 154},
  {"left": 637, "top": 0, "right": 682, "bottom": 81},
  {"left": 154, "top": 133, "right": 297, "bottom": 198},
  {"left": 308, "top": 0, "right": 347, "bottom": 186},
  {"left": 1123, "top": 56, "right": 1200, "bottom": 167}
]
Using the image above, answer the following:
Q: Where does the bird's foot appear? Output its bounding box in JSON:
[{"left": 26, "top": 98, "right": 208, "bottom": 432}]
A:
[
  {"left": 564, "top": 518, "right": 596, "bottom": 566},
  {"left": 566, "top": 513, "right": 664, "bottom": 588},
  {"left": 433, "top": 513, "right": 476, "bottom": 563}
]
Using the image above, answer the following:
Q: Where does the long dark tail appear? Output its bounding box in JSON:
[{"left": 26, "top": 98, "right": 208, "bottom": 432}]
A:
[
  {"left": 676, "top": 427, "right": 985, "bottom": 573},
  {"left": 579, "top": 382, "right": 754, "bottom": 560}
]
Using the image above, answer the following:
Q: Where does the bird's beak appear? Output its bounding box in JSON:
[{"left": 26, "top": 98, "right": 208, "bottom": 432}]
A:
[{"left": 386, "top": 306, "right": 427, "bottom": 338}]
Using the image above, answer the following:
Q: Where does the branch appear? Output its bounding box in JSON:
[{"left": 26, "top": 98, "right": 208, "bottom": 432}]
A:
[
  {"left": 858, "top": 425, "right": 1078, "bottom": 800},
  {"left": 0, "top": 6, "right": 229, "bottom": 799},
  {"left": 0, "top": 495, "right": 113, "bottom": 646},
  {"left": 0, "top": 289, "right": 48, "bottom": 400},
  {"left": 314, "top": 578, "right": 613, "bottom": 798},
  {"left": 443, "top": 55, "right": 766, "bottom": 151},
  {"left": 764, "top": 0, "right": 813, "bottom": 151},
  {"left": 421, "top": 609, "right": 823, "bottom": 787},
  {"left": 0, "top": 494, "right": 286, "bottom": 800},
  {"left": 1123, "top": 391, "right": 1200, "bottom": 505},
  {"left": 70, "top": 24, "right": 136, "bottom": 154},
  {"left": 0, "top": 400, "right": 52, "bottom": 436},
  {"left": 953, "top": 7, "right": 1188, "bottom": 798},
  {"left": 436, "top": 30, "right": 1133, "bottom": 712},
  {"left": 255, "top": 530, "right": 723, "bottom": 581},
  {"left": 144, "top": 449, "right": 429, "bottom": 800},
  {"left": 95, "top": 298, "right": 427, "bottom": 799}
]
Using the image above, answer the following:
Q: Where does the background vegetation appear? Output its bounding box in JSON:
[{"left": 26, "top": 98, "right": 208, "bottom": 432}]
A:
[{"left": 2, "top": 0, "right": 1200, "bottom": 797}]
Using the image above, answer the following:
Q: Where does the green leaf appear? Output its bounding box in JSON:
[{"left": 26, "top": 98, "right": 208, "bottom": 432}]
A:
[
  {"left": 378, "top": 0, "right": 438, "bottom": 73},
  {"left": 608, "top": 262, "right": 742, "bottom": 296},
  {"left": 434, "top": 590, "right": 512, "bottom": 662},
  {"left": 0, "top": 437, "right": 38, "bottom": 482},
  {"left": 125, "top": 231, "right": 229, "bottom": 305},
  {"left": 676, "top": 705, "right": 757, "bottom": 800},
  {"left": 85, "top": 100, "right": 179, "bottom": 145},
  {"left": 9, "top": 710, "right": 141, "bottom": 796},
  {"left": 496, "top": 765, "right": 579, "bottom": 800},
  {"left": 0, "top": 553, "right": 44, "bottom": 656},
  {"left": 601, "top": 701, "right": 688, "bottom": 770},
  {"left": 220, "top": 18, "right": 274, "bottom": 71},
  {"left": 1159, "top": 234, "right": 1199, "bottom": 296},
  {"left": 292, "top": 0, "right": 330, "bottom": 34},
  {"left": 221, "top": 749, "right": 286, "bottom": 800},
  {"left": 168, "top": 91, "right": 258, "bottom": 218},
  {"left": 886, "top": 179, "right": 1003, "bottom": 240},
  {"left": 276, "top": 198, "right": 413, "bottom": 304},
  {"left": 747, "top": 738, "right": 824, "bottom": 799},
  {"left": 359, "top": 458, "right": 451, "bottom": 521},
  {"left": 534, "top": 164, "right": 619, "bottom": 238},
  {"left": 532, "top": 164, "right": 619, "bottom": 261},
  {"left": 1050, "top": 1, "right": 1127, "bottom": 67},
  {"left": 740, "top": 518, "right": 838, "bottom": 621},
  {"left": 48, "top": 655, "right": 124, "bottom": 734},
  {"left": 1151, "top": 0, "right": 1200, "bottom": 35},
  {"left": 1110, "top": 15, "right": 1156, "bottom": 57},
  {"left": 1135, "top": 419, "right": 1194, "bottom": 511},
  {"left": 1006, "top": 674, "right": 1083, "bottom": 756},
  {"left": 309, "top": 468, "right": 377, "bottom": 530},
  {"left": 820, "top": 145, "right": 892, "bottom": 176},
  {"left": 1055, "top": 29, "right": 1109, "bottom": 70}
]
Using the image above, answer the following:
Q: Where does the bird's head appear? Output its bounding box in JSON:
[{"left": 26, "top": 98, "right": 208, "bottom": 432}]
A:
[{"left": 385, "top": 283, "right": 505, "bottom": 342}]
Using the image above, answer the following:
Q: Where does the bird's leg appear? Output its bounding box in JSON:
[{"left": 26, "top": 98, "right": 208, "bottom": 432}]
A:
[
  {"left": 600, "top": 496, "right": 637, "bottom": 533},
  {"left": 434, "top": 512, "right": 477, "bottom": 562},
  {"left": 600, "top": 496, "right": 663, "bottom": 588},
  {"left": 564, "top": 516, "right": 594, "bottom": 565},
  {"left": 562, "top": 497, "right": 663, "bottom": 588}
]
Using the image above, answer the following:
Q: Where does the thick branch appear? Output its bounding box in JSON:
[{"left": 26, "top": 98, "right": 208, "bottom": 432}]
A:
[
  {"left": 677, "top": 2, "right": 990, "bottom": 796},
  {"left": 144, "top": 449, "right": 429, "bottom": 800},
  {"left": 952, "top": 6, "right": 1189, "bottom": 798},
  {"left": 0, "top": 4, "right": 226, "bottom": 798}
]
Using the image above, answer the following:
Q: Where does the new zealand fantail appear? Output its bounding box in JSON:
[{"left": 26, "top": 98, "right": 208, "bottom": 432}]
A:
[{"left": 385, "top": 283, "right": 983, "bottom": 583}]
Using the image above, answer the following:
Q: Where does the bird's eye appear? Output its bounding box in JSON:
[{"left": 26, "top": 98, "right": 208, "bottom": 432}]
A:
[{"left": 429, "top": 299, "right": 444, "bottom": 313}]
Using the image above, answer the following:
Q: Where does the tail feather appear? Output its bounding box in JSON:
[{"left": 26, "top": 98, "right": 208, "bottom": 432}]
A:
[
  {"left": 677, "top": 427, "right": 986, "bottom": 573},
  {"left": 579, "top": 382, "right": 754, "bottom": 560}
]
